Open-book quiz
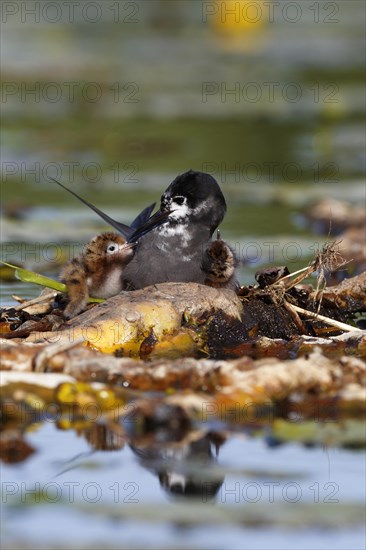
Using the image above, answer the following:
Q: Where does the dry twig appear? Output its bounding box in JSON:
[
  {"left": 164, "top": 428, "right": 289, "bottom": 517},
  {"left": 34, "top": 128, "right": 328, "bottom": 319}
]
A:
[
  {"left": 287, "top": 303, "right": 361, "bottom": 333},
  {"left": 311, "top": 240, "right": 349, "bottom": 311},
  {"left": 6, "top": 291, "right": 57, "bottom": 312}
]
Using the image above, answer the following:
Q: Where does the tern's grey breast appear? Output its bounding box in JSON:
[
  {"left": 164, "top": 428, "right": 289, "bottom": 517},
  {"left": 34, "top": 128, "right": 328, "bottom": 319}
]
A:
[{"left": 122, "top": 231, "right": 206, "bottom": 289}]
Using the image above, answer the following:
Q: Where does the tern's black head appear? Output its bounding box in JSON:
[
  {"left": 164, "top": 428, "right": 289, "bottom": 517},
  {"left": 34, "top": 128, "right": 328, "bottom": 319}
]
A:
[{"left": 160, "top": 170, "right": 226, "bottom": 234}]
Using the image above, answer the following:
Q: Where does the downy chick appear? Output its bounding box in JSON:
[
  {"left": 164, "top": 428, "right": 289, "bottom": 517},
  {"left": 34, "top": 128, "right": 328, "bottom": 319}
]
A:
[
  {"left": 60, "top": 232, "right": 134, "bottom": 318},
  {"left": 202, "top": 230, "right": 239, "bottom": 290}
]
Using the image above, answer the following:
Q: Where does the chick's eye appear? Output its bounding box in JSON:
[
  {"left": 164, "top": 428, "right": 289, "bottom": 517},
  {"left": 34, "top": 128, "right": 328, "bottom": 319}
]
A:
[
  {"left": 173, "top": 196, "right": 185, "bottom": 205},
  {"left": 107, "top": 244, "right": 117, "bottom": 253}
]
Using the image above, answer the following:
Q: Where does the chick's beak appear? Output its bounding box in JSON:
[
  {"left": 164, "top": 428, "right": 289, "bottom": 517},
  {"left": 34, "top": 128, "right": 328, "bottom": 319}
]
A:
[{"left": 123, "top": 242, "right": 138, "bottom": 250}]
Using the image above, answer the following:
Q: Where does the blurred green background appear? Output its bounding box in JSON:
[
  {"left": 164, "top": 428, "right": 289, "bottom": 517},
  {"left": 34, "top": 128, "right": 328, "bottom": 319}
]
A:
[{"left": 1, "top": 0, "right": 365, "bottom": 284}]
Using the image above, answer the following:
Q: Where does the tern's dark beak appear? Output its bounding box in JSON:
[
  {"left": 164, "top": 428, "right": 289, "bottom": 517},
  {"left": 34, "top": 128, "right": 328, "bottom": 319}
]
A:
[{"left": 129, "top": 209, "right": 170, "bottom": 241}]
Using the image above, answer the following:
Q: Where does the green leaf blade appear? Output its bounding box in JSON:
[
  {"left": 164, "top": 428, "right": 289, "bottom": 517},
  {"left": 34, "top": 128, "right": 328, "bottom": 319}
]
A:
[{"left": 0, "top": 262, "right": 104, "bottom": 303}]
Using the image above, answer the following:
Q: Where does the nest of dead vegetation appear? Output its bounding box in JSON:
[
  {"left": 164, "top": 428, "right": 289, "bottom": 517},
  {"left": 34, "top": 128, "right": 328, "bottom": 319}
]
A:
[{"left": 0, "top": 240, "right": 365, "bottom": 362}]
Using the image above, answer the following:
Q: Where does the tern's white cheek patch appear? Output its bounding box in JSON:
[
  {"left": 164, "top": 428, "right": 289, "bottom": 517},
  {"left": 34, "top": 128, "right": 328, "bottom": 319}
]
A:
[{"left": 169, "top": 202, "right": 190, "bottom": 221}]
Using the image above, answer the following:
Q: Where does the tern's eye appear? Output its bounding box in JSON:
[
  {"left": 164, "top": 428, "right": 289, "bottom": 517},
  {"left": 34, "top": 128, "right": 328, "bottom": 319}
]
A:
[
  {"left": 173, "top": 196, "right": 185, "bottom": 205},
  {"left": 107, "top": 243, "right": 118, "bottom": 254}
]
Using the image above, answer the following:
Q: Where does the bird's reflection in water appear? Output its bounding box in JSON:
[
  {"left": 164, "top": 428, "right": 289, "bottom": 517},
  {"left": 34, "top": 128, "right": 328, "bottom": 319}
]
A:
[
  {"left": 130, "top": 431, "right": 226, "bottom": 501},
  {"left": 45, "top": 397, "right": 227, "bottom": 501},
  {"left": 84, "top": 422, "right": 126, "bottom": 452},
  {"left": 80, "top": 412, "right": 226, "bottom": 501}
]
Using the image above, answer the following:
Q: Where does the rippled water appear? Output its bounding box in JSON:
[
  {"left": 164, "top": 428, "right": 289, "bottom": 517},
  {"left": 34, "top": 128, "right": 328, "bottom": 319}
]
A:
[{"left": 2, "top": 419, "right": 366, "bottom": 550}]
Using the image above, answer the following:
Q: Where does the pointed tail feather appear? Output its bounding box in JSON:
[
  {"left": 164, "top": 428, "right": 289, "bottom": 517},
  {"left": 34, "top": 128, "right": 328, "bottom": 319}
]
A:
[{"left": 49, "top": 178, "right": 134, "bottom": 239}]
